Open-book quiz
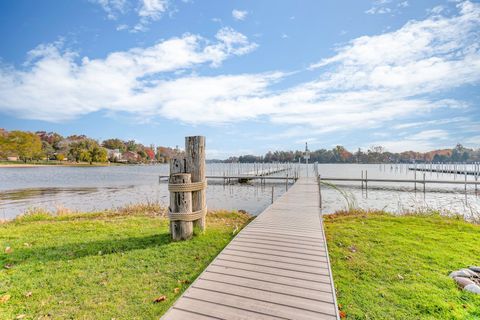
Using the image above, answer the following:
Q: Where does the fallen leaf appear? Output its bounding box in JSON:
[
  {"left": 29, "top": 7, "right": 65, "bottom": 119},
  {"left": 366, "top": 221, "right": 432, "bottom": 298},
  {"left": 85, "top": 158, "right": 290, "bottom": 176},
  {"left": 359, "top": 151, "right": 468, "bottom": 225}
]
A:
[
  {"left": 153, "top": 295, "right": 167, "bottom": 303},
  {"left": 177, "top": 279, "right": 190, "bottom": 284},
  {"left": 16, "top": 315, "right": 26, "bottom": 319},
  {"left": 173, "top": 288, "right": 180, "bottom": 294},
  {"left": 0, "top": 294, "right": 11, "bottom": 303},
  {"left": 24, "top": 243, "right": 31, "bottom": 248},
  {"left": 397, "top": 274, "right": 404, "bottom": 280},
  {"left": 4, "top": 264, "right": 13, "bottom": 269},
  {"left": 5, "top": 247, "right": 12, "bottom": 254},
  {"left": 348, "top": 245, "right": 357, "bottom": 253},
  {"left": 25, "top": 291, "right": 32, "bottom": 297},
  {"left": 339, "top": 310, "right": 347, "bottom": 318}
]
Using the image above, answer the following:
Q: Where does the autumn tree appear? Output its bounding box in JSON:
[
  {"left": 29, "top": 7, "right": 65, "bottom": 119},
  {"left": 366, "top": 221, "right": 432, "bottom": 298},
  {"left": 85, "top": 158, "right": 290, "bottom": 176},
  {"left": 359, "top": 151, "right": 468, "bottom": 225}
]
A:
[
  {"left": 5, "top": 131, "right": 43, "bottom": 162},
  {"left": 68, "top": 139, "right": 108, "bottom": 164},
  {"left": 102, "top": 138, "right": 126, "bottom": 152}
]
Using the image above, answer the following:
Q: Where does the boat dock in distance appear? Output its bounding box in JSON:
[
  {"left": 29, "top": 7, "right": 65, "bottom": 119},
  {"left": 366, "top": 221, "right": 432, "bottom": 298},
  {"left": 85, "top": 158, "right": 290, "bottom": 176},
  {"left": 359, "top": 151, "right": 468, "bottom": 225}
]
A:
[{"left": 162, "top": 177, "right": 339, "bottom": 320}]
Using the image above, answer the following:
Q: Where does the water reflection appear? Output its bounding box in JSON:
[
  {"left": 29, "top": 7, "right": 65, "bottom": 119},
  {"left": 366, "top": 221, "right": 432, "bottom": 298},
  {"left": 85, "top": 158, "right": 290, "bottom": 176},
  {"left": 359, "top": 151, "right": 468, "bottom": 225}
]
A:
[{"left": 0, "top": 187, "right": 100, "bottom": 201}]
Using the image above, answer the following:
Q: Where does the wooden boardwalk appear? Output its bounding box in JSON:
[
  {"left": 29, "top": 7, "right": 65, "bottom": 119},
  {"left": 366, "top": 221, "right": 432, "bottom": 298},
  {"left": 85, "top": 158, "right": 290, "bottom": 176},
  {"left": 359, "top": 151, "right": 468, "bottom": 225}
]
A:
[{"left": 162, "top": 177, "right": 339, "bottom": 320}]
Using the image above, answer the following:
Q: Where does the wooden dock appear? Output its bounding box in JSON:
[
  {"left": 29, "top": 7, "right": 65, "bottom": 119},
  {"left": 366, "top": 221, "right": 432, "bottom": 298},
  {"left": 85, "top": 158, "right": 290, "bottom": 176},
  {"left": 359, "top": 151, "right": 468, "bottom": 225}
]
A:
[{"left": 162, "top": 177, "right": 339, "bottom": 320}]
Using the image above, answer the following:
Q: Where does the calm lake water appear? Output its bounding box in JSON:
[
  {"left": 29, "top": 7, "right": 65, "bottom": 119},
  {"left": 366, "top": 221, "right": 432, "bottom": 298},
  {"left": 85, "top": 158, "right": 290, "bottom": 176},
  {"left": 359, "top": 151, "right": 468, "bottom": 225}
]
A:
[{"left": 0, "top": 163, "right": 479, "bottom": 220}]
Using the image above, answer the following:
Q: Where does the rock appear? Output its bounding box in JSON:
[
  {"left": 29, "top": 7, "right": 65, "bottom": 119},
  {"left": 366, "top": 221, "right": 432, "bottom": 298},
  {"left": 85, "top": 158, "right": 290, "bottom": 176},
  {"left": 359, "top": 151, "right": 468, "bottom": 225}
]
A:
[
  {"left": 449, "top": 269, "right": 478, "bottom": 278},
  {"left": 469, "top": 266, "right": 480, "bottom": 273},
  {"left": 454, "top": 277, "right": 475, "bottom": 288},
  {"left": 464, "top": 284, "right": 480, "bottom": 294},
  {"left": 449, "top": 270, "right": 466, "bottom": 278}
]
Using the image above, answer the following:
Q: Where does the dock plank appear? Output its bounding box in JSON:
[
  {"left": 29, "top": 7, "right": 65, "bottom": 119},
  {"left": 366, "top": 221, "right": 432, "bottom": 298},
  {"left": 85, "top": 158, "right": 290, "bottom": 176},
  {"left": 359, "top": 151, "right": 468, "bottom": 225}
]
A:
[{"left": 162, "top": 177, "right": 339, "bottom": 320}]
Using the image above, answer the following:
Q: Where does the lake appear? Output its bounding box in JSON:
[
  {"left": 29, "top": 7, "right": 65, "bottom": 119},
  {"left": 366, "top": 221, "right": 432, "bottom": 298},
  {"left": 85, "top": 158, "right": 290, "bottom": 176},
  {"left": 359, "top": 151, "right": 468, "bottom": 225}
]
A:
[{"left": 0, "top": 163, "right": 479, "bottom": 220}]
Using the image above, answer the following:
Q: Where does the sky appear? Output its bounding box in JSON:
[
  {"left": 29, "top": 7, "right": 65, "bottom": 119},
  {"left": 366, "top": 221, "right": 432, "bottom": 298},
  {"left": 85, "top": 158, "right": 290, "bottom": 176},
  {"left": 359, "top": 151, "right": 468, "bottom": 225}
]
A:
[{"left": 0, "top": 0, "right": 479, "bottom": 158}]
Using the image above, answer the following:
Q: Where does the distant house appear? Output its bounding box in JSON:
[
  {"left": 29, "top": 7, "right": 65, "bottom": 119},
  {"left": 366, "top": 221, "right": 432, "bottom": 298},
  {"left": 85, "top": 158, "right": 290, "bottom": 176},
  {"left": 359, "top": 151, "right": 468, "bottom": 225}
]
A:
[
  {"left": 121, "top": 151, "right": 139, "bottom": 163},
  {"left": 106, "top": 149, "right": 122, "bottom": 161},
  {"left": 7, "top": 156, "right": 18, "bottom": 161}
]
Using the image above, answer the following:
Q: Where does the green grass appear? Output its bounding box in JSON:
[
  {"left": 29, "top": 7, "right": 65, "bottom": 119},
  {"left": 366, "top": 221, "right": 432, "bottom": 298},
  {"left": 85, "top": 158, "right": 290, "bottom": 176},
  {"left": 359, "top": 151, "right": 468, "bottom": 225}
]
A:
[
  {"left": 0, "top": 208, "right": 252, "bottom": 319},
  {"left": 324, "top": 210, "right": 480, "bottom": 320}
]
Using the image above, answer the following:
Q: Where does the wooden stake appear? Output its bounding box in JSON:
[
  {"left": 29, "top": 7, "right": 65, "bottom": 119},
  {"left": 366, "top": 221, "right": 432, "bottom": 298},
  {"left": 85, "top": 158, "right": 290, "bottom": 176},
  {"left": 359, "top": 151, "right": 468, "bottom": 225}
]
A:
[
  {"left": 365, "top": 170, "right": 368, "bottom": 190},
  {"left": 319, "top": 174, "right": 322, "bottom": 209},
  {"left": 361, "top": 170, "right": 364, "bottom": 190},
  {"left": 414, "top": 168, "right": 417, "bottom": 191},
  {"left": 423, "top": 173, "right": 426, "bottom": 193}
]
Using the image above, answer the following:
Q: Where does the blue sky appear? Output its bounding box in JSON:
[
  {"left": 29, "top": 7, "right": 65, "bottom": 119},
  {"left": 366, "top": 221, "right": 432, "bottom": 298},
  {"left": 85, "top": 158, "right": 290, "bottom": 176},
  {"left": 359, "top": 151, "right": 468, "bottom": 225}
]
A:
[{"left": 0, "top": 0, "right": 479, "bottom": 158}]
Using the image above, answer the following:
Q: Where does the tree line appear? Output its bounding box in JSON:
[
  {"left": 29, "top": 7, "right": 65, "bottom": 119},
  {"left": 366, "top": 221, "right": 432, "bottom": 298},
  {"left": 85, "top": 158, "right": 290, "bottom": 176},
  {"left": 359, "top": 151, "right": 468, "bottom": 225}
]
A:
[
  {"left": 1, "top": 129, "right": 478, "bottom": 164},
  {"left": 0, "top": 129, "right": 180, "bottom": 164},
  {"left": 225, "top": 144, "right": 480, "bottom": 163}
]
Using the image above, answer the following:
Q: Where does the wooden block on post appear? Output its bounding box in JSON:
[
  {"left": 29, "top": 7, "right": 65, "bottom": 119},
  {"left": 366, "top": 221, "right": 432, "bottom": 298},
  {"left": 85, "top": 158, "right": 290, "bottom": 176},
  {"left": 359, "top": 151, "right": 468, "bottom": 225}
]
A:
[{"left": 185, "top": 136, "right": 207, "bottom": 231}]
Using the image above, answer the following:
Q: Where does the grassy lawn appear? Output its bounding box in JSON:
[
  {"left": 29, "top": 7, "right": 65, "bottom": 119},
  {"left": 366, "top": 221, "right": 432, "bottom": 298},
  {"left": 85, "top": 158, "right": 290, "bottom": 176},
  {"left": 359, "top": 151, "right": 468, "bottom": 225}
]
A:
[
  {"left": 324, "top": 210, "right": 480, "bottom": 320},
  {"left": 0, "top": 208, "right": 252, "bottom": 319}
]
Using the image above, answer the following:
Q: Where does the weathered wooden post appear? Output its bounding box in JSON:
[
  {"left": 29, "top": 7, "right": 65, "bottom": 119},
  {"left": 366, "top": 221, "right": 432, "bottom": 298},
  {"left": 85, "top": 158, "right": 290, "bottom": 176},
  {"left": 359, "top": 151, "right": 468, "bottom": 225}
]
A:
[
  {"left": 169, "top": 157, "right": 193, "bottom": 240},
  {"left": 185, "top": 136, "right": 207, "bottom": 231},
  {"left": 168, "top": 136, "right": 207, "bottom": 240}
]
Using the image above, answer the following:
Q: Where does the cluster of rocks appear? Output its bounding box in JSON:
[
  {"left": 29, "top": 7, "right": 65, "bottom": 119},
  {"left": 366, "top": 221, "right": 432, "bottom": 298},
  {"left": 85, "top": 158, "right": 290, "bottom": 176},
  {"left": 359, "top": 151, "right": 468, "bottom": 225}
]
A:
[{"left": 449, "top": 266, "right": 480, "bottom": 294}]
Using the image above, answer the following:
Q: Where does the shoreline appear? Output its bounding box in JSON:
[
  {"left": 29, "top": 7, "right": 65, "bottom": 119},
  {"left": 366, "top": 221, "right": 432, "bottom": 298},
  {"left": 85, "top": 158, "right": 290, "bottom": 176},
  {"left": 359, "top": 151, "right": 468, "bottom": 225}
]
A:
[
  {"left": 0, "top": 163, "right": 112, "bottom": 168},
  {"left": 0, "top": 162, "right": 165, "bottom": 168}
]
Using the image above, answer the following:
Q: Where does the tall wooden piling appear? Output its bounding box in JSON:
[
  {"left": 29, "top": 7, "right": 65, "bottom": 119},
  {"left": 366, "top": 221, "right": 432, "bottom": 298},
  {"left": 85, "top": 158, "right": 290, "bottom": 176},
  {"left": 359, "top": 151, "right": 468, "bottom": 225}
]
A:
[
  {"left": 185, "top": 136, "right": 206, "bottom": 231},
  {"left": 168, "top": 136, "right": 207, "bottom": 241}
]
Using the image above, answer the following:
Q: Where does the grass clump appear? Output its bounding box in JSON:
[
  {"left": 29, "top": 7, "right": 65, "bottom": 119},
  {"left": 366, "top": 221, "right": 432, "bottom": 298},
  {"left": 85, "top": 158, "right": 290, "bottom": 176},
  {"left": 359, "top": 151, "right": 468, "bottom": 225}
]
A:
[
  {"left": 0, "top": 207, "right": 252, "bottom": 319},
  {"left": 324, "top": 209, "right": 480, "bottom": 319}
]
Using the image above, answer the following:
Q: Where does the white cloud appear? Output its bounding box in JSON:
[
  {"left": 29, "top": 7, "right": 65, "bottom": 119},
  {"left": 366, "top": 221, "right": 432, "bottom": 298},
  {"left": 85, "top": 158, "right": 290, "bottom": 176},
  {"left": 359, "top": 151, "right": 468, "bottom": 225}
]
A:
[
  {"left": 465, "top": 135, "right": 480, "bottom": 146},
  {"left": 92, "top": 0, "right": 171, "bottom": 32},
  {"left": 90, "top": 0, "right": 128, "bottom": 20},
  {"left": 392, "top": 117, "right": 468, "bottom": 129},
  {"left": 366, "top": 6, "right": 391, "bottom": 14},
  {"left": 232, "top": 9, "right": 248, "bottom": 21},
  {"left": 408, "top": 129, "right": 449, "bottom": 140},
  {"left": 267, "top": 1, "right": 480, "bottom": 135},
  {"left": 133, "top": 0, "right": 169, "bottom": 32},
  {"left": 365, "top": 0, "right": 411, "bottom": 15},
  {"left": 0, "top": 28, "right": 259, "bottom": 121},
  {"left": 430, "top": 5, "right": 445, "bottom": 14},
  {"left": 116, "top": 24, "right": 129, "bottom": 31},
  {"left": 0, "top": 1, "right": 479, "bottom": 145},
  {"left": 370, "top": 130, "right": 452, "bottom": 152},
  {"left": 138, "top": 0, "right": 168, "bottom": 19},
  {"left": 365, "top": 0, "right": 392, "bottom": 14}
]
